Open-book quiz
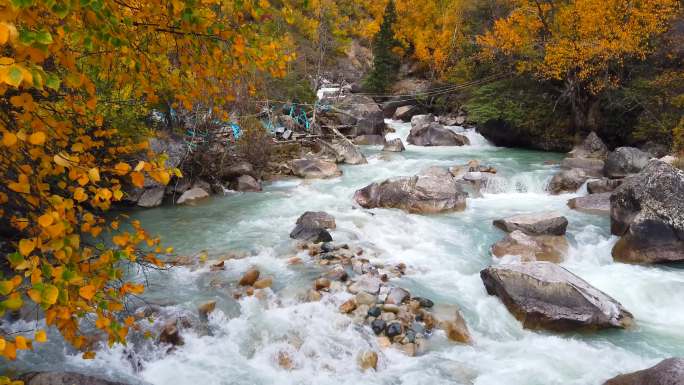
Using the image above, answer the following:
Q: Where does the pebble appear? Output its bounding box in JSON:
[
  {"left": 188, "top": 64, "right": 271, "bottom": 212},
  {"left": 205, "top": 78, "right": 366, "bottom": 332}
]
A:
[
  {"left": 358, "top": 350, "right": 378, "bottom": 371},
  {"left": 380, "top": 312, "right": 396, "bottom": 322},
  {"left": 287, "top": 257, "right": 303, "bottom": 265},
  {"left": 385, "top": 288, "right": 410, "bottom": 305},
  {"left": 321, "top": 242, "right": 335, "bottom": 253},
  {"left": 355, "top": 292, "right": 377, "bottom": 306},
  {"left": 239, "top": 268, "right": 260, "bottom": 286},
  {"left": 339, "top": 298, "right": 357, "bottom": 313},
  {"left": 371, "top": 319, "right": 386, "bottom": 335},
  {"left": 278, "top": 351, "right": 294, "bottom": 370},
  {"left": 253, "top": 277, "right": 273, "bottom": 289},
  {"left": 198, "top": 301, "right": 216, "bottom": 320},
  {"left": 414, "top": 297, "right": 434, "bottom": 308},
  {"left": 367, "top": 306, "right": 382, "bottom": 318},
  {"left": 400, "top": 342, "right": 416, "bottom": 357},
  {"left": 382, "top": 304, "right": 400, "bottom": 313},
  {"left": 314, "top": 278, "right": 331, "bottom": 291},
  {"left": 377, "top": 336, "right": 391, "bottom": 348},
  {"left": 386, "top": 322, "right": 403, "bottom": 338},
  {"left": 325, "top": 267, "right": 348, "bottom": 282},
  {"left": 307, "top": 289, "right": 322, "bottom": 302}
]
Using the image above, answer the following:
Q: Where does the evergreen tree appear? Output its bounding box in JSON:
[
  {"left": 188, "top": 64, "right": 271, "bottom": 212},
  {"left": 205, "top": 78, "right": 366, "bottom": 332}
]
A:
[{"left": 364, "top": 0, "right": 400, "bottom": 93}]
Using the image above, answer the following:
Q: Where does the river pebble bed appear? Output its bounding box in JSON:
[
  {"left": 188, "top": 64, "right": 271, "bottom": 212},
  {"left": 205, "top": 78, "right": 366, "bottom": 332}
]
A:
[{"left": 6, "top": 120, "right": 684, "bottom": 385}]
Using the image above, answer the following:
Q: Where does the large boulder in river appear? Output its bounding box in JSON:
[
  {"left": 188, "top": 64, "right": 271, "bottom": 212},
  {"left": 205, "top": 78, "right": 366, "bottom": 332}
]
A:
[
  {"left": 290, "top": 211, "right": 335, "bottom": 243},
  {"left": 610, "top": 161, "right": 684, "bottom": 264},
  {"left": 604, "top": 147, "right": 652, "bottom": 179},
  {"left": 491, "top": 230, "right": 568, "bottom": 262},
  {"left": 137, "top": 186, "right": 165, "bottom": 208},
  {"left": 354, "top": 174, "right": 468, "bottom": 214},
  {"left": 331, "top": 140, "right": 368, "bottom": 165},
  {"left": 20, "top": 372, "right": 128, "bottom": 385},
  {"left": 407, "top": 120, "right": 470, "bottom": 147},
  {"left": 603, "top": 358, "right": 684, "bottom": 385},
  {"left": 568, "top": 132, "right": 609, "bottom": 159},
  {"left": 547, "top": 168, "right": 590, "bottom": 194},
  {"left": 234, "top": 175, "right": 262, "bottom": 192},
  {"left": 323, "top": 94, "right": 385, "bottom": 136},
  {"left": 383, "top": 138, "right": 405, "bottom": 152},
  {"left": 561, "top": 157, "right": 605, "bottom": 177},
  {"left": 493, "top": 211, "right": 568, "bottom": 236},
  {"left": 587, "top": 178, "right": 623, "bottom": 194},
  {"left": 567, "top": 193, "right": 611, "bottom": 215},
  {"left": 481, "top": 262, "right": 634, "bottom": 331},
  {"left": 291, "top": 159, "right": 342, "bottom": 179}
]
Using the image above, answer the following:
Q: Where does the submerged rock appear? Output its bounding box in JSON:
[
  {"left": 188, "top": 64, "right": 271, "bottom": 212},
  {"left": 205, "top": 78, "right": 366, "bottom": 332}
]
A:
[
  {"left": 290, "top": 211, "right": 335, "bottom": 243},
  {"left": 291, "top": 159, "right": 342, "bottom": 179},
  {"left": 481, "top": 262, "right": 633, "bottom": 331},
  {"left": 610, "top": 160, "right": 684, "bottom": 263},
  {"left": 296, "top": 211, "right": 337, "bottom": 230},
  {"left": 239, "top": 268, "right": 260, "bottom": 286},
  {"left": 603, "top": 358, "right": 684, "bottom": 385},
  {"left": 491, "top": 230, "right": 568, "bottom": 262},
  {"left": 493, "top": 211, "right": 568, "bottom": 236},
  {"left": 354, "top": 174, "right": 468, "bottom": 214},
  {"left": 604, "top": 147, "right": 652, "bottom": 179},
  {"left": 568, "top": 193, "right": 611, "bottom": 215},
  {"left": 358, "top": 350, "right": 379, "bottom": 371},
  {"left": 383, "top": 138, "right": 406, "bottom": 152},
  {"left": 20, "top": 372, "right": 128, "bottom": 385}
]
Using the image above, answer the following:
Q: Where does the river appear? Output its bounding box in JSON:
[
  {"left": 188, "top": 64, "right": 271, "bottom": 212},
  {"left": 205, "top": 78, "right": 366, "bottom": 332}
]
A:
[{"left": 8, "top": 120, "right": 684, "bottom": 385}]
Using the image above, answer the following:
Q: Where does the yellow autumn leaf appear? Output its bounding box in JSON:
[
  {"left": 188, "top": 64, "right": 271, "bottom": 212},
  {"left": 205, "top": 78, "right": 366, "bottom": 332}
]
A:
[
  {"left": 79, "top": 284, "right": 96, "bottom": 300},
  {"left": 2, "top": 132, "right": 17, "bottom": 147},
  {"left": 130, "top": 171, "right": 145, "bottom": 187},
  {"left": 35, "top": 330, "right": 47, "bottom": 343},
  {"left": 38, "top": 213, "right": 54, "bottom": 227},
  {"left": 14, "top": 336, "right": 27, "bottom": 350},
  {"left": 0, "top": 338, "right": 5, "bottom": 352},
  {"left": 28, "top": 131, "right": 46, "bottom": 145},
  {"left": 73, "top": 187, "right": 88, "bottom": 202},
  {"left": 18, "top": 238, "right": 35, "bottom": 256},
  {"left": 42, "top": 284, "right": 59, "bottom": 305},
  {"left": 88, "top": 167, "right": 100, "bottom": 183}
]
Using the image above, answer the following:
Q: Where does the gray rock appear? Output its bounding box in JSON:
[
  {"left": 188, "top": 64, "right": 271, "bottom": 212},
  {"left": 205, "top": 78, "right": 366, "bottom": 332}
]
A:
[
  {"left": 604, "top": 147, "right": 652, "bottom": 179},
  {"left": 547, "top": 168, "right": 590, "bottom": 194},
  {"left": 328, "top": 95, "right": 385, "bottom": 136},
  {"left": 610, "top": 161, "right": 684, "bottom": 263},
  {"left": 481, "top": 262, "right": 634, "bottom": 331},
  {"left": 383, "top": 138, "right": 406, "bottom": 152},
  {"left": 235, "top": 175, "right": 262, "bottom": 192},
  {"left": 353, "top": 135, "right": 386, "bottom": 145},
  {"left": 291, "top": 159, "right": 342, "bottom": 179},
  {"left": 385, "top": 288, "right": 410, "bottom": 305},
  {"left": 371, "top": 319, "right": 386, "bottom": 335},
  {"left": 568, "top": 193, "right": 611, "bottom": 215},
  {"left": 411, "top": 114, "right": 435, "bottom": 127},
  {"left": 221, "top": 161, "right": 255, "bottom": 179},
  {"left": 332, "top": 142, "right": 367, "bottom": 165},
  {"left": 149, "top": 137, "right": 186, "bottom": 169},
  {"left": 296, "top": 211, "right": 336, "bottom": 229},
  {"left": 491, "top": 230, "right": 568, "bottom": 262},
  {"left": 493, "top": 211, "right": 568, "bottom": 235},
  {"left": 603, "top": 358, "right": 684, "bottom": 385},
  {"left": 176, "top": 187, "right": 210, "bottom": 204},
  {"left": 407, "top": 122, "right": 470, "bottom": 146},
  {"left": 386, "top": 322, "right": 403, "bottom": 338},
  {"left": 354, "top": 174, "right": 468, "bottom": 214},
  {"left": 568, "top": 132, "right": 609, "bottom": 159},
  {"left": 587, "top": 178, "right": 623, "bottom": 194},
  {"left": 348, "top": 274, "right": 381, "bottom": 294},
  {"left": 289, "top": 224, "right": 332, "bottom": 243},
  {"left": 20, "top": 372, "right": 128, "bottom": 385},
  {"left": 394, "top": 105, "right": 422, "bottom": 121},
  {"left": 561, "top": 157, "right": 605, "bottom": 177},
  {"left": 137, "top": 187, "right": 166, "bottom": 208}
]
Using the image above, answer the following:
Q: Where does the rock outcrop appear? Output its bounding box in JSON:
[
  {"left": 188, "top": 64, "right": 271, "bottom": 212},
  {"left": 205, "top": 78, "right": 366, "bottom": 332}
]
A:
[
  {"left": 603, "top": 358, "right": 684, "bottom": 385},
  {"left": 493, "top": 212, "right": 568, "bottom": 236},
  {"left": 610, "top": 160, "right": 684, "bottom": 263},
  {"left": 481, "top": 262, "right": 634, "bottom": 331},
  {"left": 354, "top": 173, "right": 468, "bottom": 214},
  {"left": 176, "top": 186, "right": 210, "bottom": 204},
  {"left": 291, "top": 159, "right": 342, "bottom": 179},
  {"left": 604, "top": 147, "right": 652, "bottom": 179},
  {"left": 319, "top": 94, "right": 385, "bottom": 137},
  {"left": 407, "top": 115, "right": 470, "bottom": 147}
]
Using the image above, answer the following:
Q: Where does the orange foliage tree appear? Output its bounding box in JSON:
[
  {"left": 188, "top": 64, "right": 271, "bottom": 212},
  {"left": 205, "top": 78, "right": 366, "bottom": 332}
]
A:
[
  {"left": 0, "top": 0, "right": 292, "bottom": 362},
  {"left": 478, "top": 0, "right": 679, "bottom": 130}
]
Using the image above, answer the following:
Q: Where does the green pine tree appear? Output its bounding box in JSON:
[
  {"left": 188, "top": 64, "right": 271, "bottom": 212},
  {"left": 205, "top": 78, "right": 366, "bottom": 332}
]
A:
[{"left": 363, "top": 0, "right": 400, "bottom": 94}]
